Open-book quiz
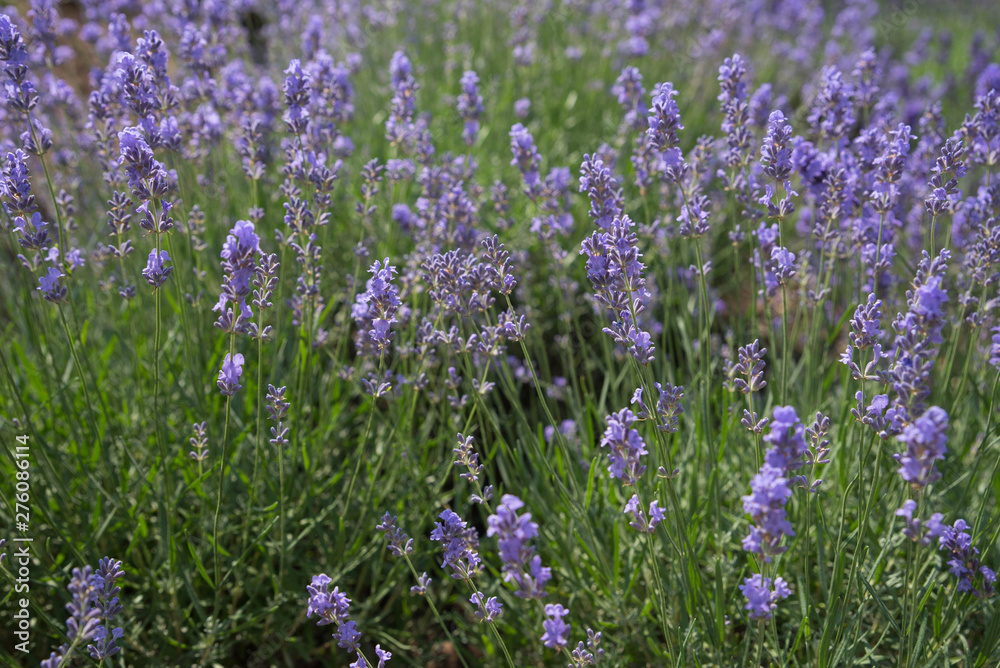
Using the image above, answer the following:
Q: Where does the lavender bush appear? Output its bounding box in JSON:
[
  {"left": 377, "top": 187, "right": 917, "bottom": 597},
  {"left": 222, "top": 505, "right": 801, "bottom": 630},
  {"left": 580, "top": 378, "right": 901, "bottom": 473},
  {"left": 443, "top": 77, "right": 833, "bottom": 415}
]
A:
[{"left": 0, "top": 1, "right": 999, "bottom": 666}]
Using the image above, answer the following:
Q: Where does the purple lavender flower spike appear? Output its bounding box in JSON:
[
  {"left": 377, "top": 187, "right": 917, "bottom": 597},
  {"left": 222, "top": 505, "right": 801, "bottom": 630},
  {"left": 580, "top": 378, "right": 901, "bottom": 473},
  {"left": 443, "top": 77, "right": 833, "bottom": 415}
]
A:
[
  {"left": 599, "top": 409, "right": 648, "bottom": 486},
  {"left": 470, "top": 592, "right": 503, "bottom": 622},
  {"left": 612, "top": 66, "right": 647, "bottom": 133},
  {"left": 374, "top": 644, "right": 392, "bottom": 666},
  {"left": 741, "top": 464, "right": 794, "bottom": 560},
  {"left": 141, "top": 249, "right": 172, "bottom": 289},
  {"left": 87, "top": 557, "right": 125, "bottom": 661},
  {"left": 514, "top": 97, "right": 530, "bottom": 119},
  {"left": 510, "top": 122, "right": 541, "bottom": 195},
  {"left": 457, "top": 70, "right": 483, "bottom": 146},
  {"left": 541, "top": 603, "right": 570, "bottom": 649},
  {"left": 487, "top": 494, "right": 550, "bottom": 599},
  {"left": 580, "top": 213, "right": 655, "bottom": 364},
  {"left": 624, "top": 494, "right": 665, "bottom": 533},
  {"left": 731, "top": 340, "right": 767, "bottom": 394},
  {"left": 37, "top": 266, "right": 67, "bottom": 302},
  {"left": 760, "top": 110, "right": 793, "bottom": 182},
  {"left": 894, "top": 406, "right": 948, "bottom": 489},
  {"left": 306, "top": 576, "right": 367, "bottom": 653},
  {"left": 430, "top": 509, "right": 481, "bottom": 581},
  {"left": 990, "top": 326, "right": 1000, "bottom": 370},
  {"left": 43, "top": 565, "right": 103, "bottom": 668},
  {"left": 189, "top": 422, "right": 209, "bottom": 462},
  {"left": 410, "top": 572, "right": 431, "bottom": 596},
  {"left": 216, "top": 352, "right": 245, "bottom": 396},
  {"left": 938, "top": 520, "right": 996, "bottom": 598},
  {"left": 579, "top": 154, "right": 623, "bottom": 230},
  {"left": 895, "top": 499, "right": 944, "bottom": 546},
  {"left": 352, "top": 257, "right": 400, "bottom": 355},
  {"left": 376, "top": 512, "right": 413, "bottom": 557},
  {"left": 740, "top": 574, "right": 791, "bottom": 620}
]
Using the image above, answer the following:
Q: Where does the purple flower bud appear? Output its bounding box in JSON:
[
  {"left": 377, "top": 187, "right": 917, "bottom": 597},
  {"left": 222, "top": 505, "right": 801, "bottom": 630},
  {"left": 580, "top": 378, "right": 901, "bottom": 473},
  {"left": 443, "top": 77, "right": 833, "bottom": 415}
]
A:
[
  {"left": 37, "top": 266, "right": 66, "bottom": 302},
  {"left": 541, "top": 603, "right": 570, "bottom": 649},
  {"left": 141, "top": 249, "right": 172, "bottom": 289},
  {"left": 216, "top": 352, "right": 245, "bottom": 396},
  {"left": 894, "top": 406, "right": 948, "bottom": 489},
  {"left": 740, "top": 574, "right": 791, "bottom": 620}
]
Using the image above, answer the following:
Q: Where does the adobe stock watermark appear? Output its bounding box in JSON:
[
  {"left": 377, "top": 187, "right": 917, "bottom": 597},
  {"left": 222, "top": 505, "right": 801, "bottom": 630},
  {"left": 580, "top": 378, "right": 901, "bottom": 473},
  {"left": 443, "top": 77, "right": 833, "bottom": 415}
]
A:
[{"left": 8, "top": 433, "right": 33, "bottom": 654}]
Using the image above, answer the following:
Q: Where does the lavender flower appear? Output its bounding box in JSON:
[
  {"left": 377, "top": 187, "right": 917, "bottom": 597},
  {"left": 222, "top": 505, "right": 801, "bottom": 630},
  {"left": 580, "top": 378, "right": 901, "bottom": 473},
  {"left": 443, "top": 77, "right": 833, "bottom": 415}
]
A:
[
  {"left": 214, "top": 220, "right": 260, "bottom": 334},
  {"left": 889, "top": 250, "right": 950, "bottom": 424},
  {"left": 870, "top": 123, "right": 914, "bottom": 213},
  {"left": 37, "top": 266, "right": 66, "bottom": 302},
  {"left": 87, "top": 557, "right": 125, "bottom": 661},
  {"left": 580, "top": 214, "right": 655, "bottom": 364},
  {"left": 141, "top": 249, "right": 172, "bottom": 289},
  {"left": 718, "top": 54, "right": 751, "bottom": 169},
  {"left": 630, "top": 382, "right": 684, "bottom": 433},
  {"left": 807, "top": 66, "right": 855, "bottom": 144},
  {"left": 646, "top": 82, "right": 683, "bottom": 153},
  {"left": 430, "top": 509, "right": 481, "bottom": 581},
  {"left": 453, "top": 433, "right": 492, "bottom": 503},
  {"left": 599, "top": 409, "right": 648, "bottom": 486},
  {"left": 282, "top": 59, "right": 311, "bottom": 137},
  {"left": 739, "top": 574, "right": 791, "bottom": 621},
  {"left": 470, "top": 592, "right": 503, "bottom": 621},
  {"left": 487, "top": 494, "right": 551, "bottom": 598},
  {"left": 763, "top": 406, "right": 808, "bottom": 473},
  {"left": 117, "top": 127, "right": 173, "bottom": 203},
  {"left": 990, "top": 326, "right": 1000, "bottom": 369},
  {"left": 510, "top": 123, "right": 541, "bottom": 195},
  {"left": 189, "top": 422, "right": 209, "bottom": 462},
  {"left": 730, "top": 340, "right": 767, "bottom": 394},
  {"left": 457, "top": 70, "right": 482, "bottom": 146},
  {"left": 579, "top": 154, "right": 623, "bottom": 230},
  {"left": 894, "top": 406, "right": 948, "bottom": 489},
  {"left": 216, "top": 353, "right": 245, "bottom": 397},
  {"left": 352, "top": 258, "right": 400, "bottom": 354},
  {"left": 895, "top": 500, "right": 944, "bottom": 546},
  {"left": 42, "top": 565, "right": 102, "bottom": 668},
  {"left": 541, "top": 603, "right": 570, "bottom": 649},
  {"left": 266, "top": 385, "right": 290, "bottom": 449},
  {"left": 376, "top": 512, "right": 413, "bottom": 556},
  {"left": 741, "top": 463, "right": 793, "bottom": 560},
  {"left": 514, "top": 97, "right": 530, "bottom": 119},
  {"left": 0, "top": 15, "right": 38, "bottom": 115},
  {"left": 760, "top": 110, "right": 793, "bottom": 182},
  {"left": 938, "top": 520, "right": 996, "bottom": 598},
  {"left": 612, "top": 66, "right": 647, "bottom": 133},
  {"left": 386, "top": 51, "right": 419, "bottom": 150},
  {"left": 410, "top": 572, "right": 431, "bottom": 596},
  {"left": 482, "top": 235, "right": 518, "bottom": 296},
  {"left": 624, "top": 494, "right": 665, "bottom": 533},
  {"left": 306, "top": 575, "right": 362, "bottom": 651}
]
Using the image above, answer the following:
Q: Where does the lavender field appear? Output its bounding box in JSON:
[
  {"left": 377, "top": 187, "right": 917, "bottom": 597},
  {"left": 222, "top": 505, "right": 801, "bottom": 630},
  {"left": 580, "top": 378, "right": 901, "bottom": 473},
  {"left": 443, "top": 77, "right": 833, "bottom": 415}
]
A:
[{"left": 1, "top": 0, "right": 999, "bottom": 666}]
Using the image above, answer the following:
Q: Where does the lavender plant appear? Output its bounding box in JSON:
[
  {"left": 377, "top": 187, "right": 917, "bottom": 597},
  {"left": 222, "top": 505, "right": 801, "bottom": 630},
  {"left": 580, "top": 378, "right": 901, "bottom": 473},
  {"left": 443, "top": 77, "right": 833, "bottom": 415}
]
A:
[{"left": 0, "top": 2, "right": 998, "bottom": 667}]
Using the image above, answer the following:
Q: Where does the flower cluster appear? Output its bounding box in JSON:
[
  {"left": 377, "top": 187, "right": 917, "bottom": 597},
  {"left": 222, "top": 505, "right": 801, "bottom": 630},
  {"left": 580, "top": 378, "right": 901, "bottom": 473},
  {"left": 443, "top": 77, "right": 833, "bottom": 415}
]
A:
[
  {"left": 42, "top": 558, "right": 127, "bottom": 667},
  {"left": 430, "top": 509, "right": 481, "bottom": 581},
  {"left": 599, "top": 408, "right": 648, "bottom": 486},
  {"left": 894, "top": 406, "right": 949, "bottom": 489},
  {"left": 352, "top": 258, "right": 401, "bottom": 356},
  {"left": 739, "top": 574, "right": 791, "bottom": 621},
  {"left": 581, "top": 213, "right": 655, "bottom": 364},
  {"left": 376, "top": 512, "right": 413, "bottom": 557},
  {"left": 938, "top": 520, "right": 996, "bottom": 598},
  {"left": 487, "top": 494, "right": 551, "bottom": 599},
  {"left": 630, "top": 382, "right": 684, "bottom": 434}
]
